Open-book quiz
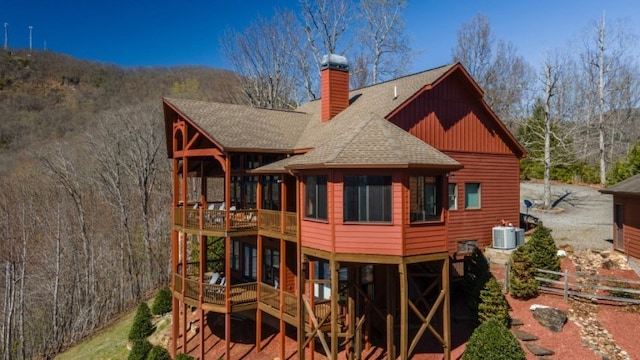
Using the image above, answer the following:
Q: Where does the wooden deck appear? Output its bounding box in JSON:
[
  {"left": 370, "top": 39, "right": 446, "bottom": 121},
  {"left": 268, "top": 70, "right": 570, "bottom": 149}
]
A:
[
  {"left": 173, "top": 207, "right": 297, "bottom": 240},
  {"left": 173, "top": 274, "right": 258, "bottom": 312}
]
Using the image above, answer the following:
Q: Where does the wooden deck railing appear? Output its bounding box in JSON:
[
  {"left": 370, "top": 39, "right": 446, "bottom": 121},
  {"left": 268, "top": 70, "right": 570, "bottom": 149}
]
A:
[
  {"left": 174, "top": 207, "right": 258, "bottom": 233},
  {"left": 176, "top": 260, "right": 224, "bottom": 277},
  {"left": 259, "top": 210, "right": 297, "bottom": 236},
  {"left": 173, "top": 273, "right": 257, "bottom": 307}
]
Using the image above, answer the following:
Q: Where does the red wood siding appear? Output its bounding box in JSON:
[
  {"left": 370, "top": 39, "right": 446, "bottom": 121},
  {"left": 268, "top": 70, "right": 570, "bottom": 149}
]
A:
[
  {"left": 619, "top": 196, "right": 640, "bottom": 259},
  {"left": 390, "top": 73, "right": 515, "bottom": 155},
  {"left": 445, "top": 152, "right": 521, "bottom": 253}
]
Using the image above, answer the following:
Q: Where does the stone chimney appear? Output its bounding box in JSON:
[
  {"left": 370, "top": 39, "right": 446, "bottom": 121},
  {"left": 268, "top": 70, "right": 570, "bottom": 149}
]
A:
[{"left": 320, "top": 54, "right": 349, "bottom": 122}]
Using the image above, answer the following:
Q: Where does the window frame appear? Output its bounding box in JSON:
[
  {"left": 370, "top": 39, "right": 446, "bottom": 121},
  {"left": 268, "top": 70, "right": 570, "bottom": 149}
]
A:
[
  {"left": 343, "top": 175, "right": 392, "bottom": 223},
  {"left": 262, "top": 247, "right": 280, "bottom": 286},
  {"left": 464, "top": 183, "right": 481, "bottom": 209},
  {"left": 448, "top": 183, "right": 458, "bottom": 211},
  {"left": 409, "top": 175, "right": 443, "bottom": 223},
  {"left": 304, "top": 175, "right": 328, "bottom": 220}
]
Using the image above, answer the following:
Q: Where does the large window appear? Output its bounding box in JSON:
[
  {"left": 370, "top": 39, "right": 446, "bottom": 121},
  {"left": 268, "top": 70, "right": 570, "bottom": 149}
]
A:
[
  {"left": 305, "top": 175, "right": 327, "bottom": 220},
  {"left": 262, "top": 175, "right": 281, "bottom": 210},
  {"left": 344, "top": 175, "right": 392, "bottom": 222},
  {"left": 448, "top": 183, "right": 458, "bottom": 210},
  {"left": 242, "top": 244, "right": 257, "bottom": 280},
  {"left": 231, "top": 240, "right": 240, "bottom": 271},
  {"left": 465, "top": 183, "right": 481, "bottom": 209},
  {"left": 410, "top": 175, "right": 442, "bottom": 222},
  {"left": 263, "top": 248, "right": 280, "bottom": 286}
]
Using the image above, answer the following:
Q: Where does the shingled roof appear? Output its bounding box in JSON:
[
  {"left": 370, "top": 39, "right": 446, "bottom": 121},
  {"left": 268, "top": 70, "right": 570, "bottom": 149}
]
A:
[
  {"left": 254, "top": 113, "right": 461, "bottom": 172},
  {"left": 163, "top": 63, "right": 473, "bottom": 170},
  {"left": 600, "top": 174, "right": 640, "bottom": 196}
]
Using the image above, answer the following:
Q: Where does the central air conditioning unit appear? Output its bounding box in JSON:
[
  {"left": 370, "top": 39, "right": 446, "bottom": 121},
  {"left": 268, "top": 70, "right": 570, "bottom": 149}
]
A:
[{"left": 492, "top": 226, "right": 524, "bottom": 250}]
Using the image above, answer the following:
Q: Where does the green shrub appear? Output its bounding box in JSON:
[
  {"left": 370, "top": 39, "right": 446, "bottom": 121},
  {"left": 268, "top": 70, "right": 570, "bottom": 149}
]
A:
[
  {"left": 462, "top": 318, "right": 525, "bottom": 360},
  {"left": 127, "top": 339, "right": 152, "bottom": 360},
  {"left": 526, "top": 225, "right": 560, "bottom": 280},
  {"left": 509, "top": 245, "right": 538, "bottom": 299},
  {"left": 464, "top": 247, "right": 491, "bottom": 315},
  {"left": 151, "top": 287, "right": 172, "bottom": 315},
  {"left": 174, "top": 353, "right": 196, "bottom": 360},
  {"left": 478, "top": 277, "right": 510, "bottom": 327},
  {"left": 147, "top": 345, "right": 171, "bottom": 360},
  {"left": 128, "top": 302, "right": 154, "bottom": 341}
]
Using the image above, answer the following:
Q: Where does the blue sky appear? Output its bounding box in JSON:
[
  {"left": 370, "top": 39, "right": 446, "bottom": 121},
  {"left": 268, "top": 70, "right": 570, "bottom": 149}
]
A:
[{"left": 3, "top": 0, "right": 639, "bottom": 72}]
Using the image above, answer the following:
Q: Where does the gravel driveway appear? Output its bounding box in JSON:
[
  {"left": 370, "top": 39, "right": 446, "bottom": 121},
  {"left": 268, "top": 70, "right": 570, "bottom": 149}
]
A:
[{"left": 520, "top": 181, "right": 613, "bottom": 251}]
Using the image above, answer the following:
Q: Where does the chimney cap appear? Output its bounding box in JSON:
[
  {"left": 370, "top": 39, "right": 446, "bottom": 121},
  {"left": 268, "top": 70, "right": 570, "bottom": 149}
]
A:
[{"left": 321, "top": 54, "right": 349, "bottom": 71}]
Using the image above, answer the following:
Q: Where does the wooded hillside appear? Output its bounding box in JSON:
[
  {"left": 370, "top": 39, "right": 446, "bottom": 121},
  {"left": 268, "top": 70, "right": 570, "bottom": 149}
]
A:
[{"left": 0, "top": 49, "right": 243, "bottom": 359}]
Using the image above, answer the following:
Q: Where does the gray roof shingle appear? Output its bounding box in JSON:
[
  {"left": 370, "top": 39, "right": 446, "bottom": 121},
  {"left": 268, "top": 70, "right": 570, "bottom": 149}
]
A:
[
  {"left": 600, "top": 174, "right": 640, "bottom": 196},
  {"left": 164, "top": 64, "right": 463, "bottom": 170}
]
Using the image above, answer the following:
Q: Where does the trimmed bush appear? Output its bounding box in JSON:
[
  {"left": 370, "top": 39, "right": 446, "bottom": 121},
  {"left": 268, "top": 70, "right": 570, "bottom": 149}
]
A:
[
  {"left": 174, "top": 353, "right": 196, "bottom": 360},
  {"left": 147, "top": 345, "right": 171, "bottom": 360},
  {"left": 464, "top": 247, "right": 491, "bottom": 315},
  {"left": 151, "top": 287, "right": 172, "bottom": 315},
  {"left": 527, "top": 225, "right": 560, "bottom": 280},
  {"left": 509, "top": 245, "right": 538, "bottom": 299},
  {"left": 478, "top": 277, "right": 510, "bottom": 327},
  {"left": 128, "top": 302, "right": 154, "bottom": 341},
  {"left": 462, "top": 318, "right": 526, "bottom": 360},
  {"left": 127, "top": 339, "right": 152, "bottom": 360}
]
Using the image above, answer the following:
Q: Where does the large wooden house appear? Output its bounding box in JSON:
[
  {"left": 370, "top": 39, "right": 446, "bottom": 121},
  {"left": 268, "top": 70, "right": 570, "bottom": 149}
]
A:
[
  {"left": 163, "top": 55, "right": 526, "bottom": 359},
  {"left": 600, "top": 174, "right": 640, "bottom": 259}
]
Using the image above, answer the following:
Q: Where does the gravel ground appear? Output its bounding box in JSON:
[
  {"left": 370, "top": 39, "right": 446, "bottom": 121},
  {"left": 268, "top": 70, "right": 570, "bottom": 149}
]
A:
[{"left": 520, "top": 181, "right": 613, "bottom": 251}]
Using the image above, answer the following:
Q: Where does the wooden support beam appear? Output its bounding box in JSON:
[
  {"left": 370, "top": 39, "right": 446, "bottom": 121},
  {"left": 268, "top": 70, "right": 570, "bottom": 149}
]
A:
[
  {"left": 256, "top": 235, "right": 263, "bottom": 352},
  {"left": 297, "top": 227, "right": 305, "bottom": 360},
  {"left": 198, "top": 234, "right": 205, "bottom": 360},
  {"left": 224, "top": 235, "right": 231, "bottom": 360},
  {"left": 330, "top": 259, "right": 339, "bottom": 359},
  {"left": 443, "top": 258, "right": 451, "bottom": 360},
  {"left": 347, "top": 268, "right": 355, "bottom": 360},
  {"left": 386, "top": 265, "right": 395, "bottom": 360},
  {"left": 399, "top": 263, "right": 408, "bottom": 360},
  {"left": 303, "top": 296, "right": 332, "bottom": 356},
  {"left": 280, "top": 237, "right": 286, "bottom": 360}
]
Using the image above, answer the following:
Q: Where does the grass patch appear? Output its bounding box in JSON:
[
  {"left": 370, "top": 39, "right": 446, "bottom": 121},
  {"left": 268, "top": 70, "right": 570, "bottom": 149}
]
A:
[{"left": 55, "top": 309, "right": 136, "bottom": 360}]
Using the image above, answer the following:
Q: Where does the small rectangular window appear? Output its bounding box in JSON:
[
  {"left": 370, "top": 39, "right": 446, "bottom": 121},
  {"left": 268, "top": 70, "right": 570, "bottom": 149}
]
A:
[
  {"left": 305, "top": 175, "right": 327, "bottom": 220},
  {"left": 448, "top": 183, "right": 458, "bottom": 210},
  {"left": 465, "top": 183, "right": 481, "bottom": 209},
  {"left": 231, "top": 240, "right": 240, "bottom": 271}
]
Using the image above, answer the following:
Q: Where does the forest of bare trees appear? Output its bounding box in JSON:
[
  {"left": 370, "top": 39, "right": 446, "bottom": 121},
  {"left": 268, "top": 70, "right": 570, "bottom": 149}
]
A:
[{"left": 0, "top": 50, "right": 243, "bottom": 359}]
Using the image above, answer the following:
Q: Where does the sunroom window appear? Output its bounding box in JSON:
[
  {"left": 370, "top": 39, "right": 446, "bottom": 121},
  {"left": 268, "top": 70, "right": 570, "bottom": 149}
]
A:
[
  {"left": 344, "top": 175, "right": 391, "bottom": 222},
  {"left": 410, "top": 175, "right": 442, "bottom": 222}
]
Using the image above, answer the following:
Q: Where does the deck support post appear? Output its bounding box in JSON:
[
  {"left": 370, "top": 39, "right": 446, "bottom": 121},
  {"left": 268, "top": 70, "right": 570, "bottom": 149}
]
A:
[
  {"left": 399, "top": 262, "right": 408, "bottom": 359},
  {"left": 330, "top": 258, "right": 339, "bottom": 360},
  {"left": 256, "top": 235, "right": 263, "bottom": 352},
  {"left": 297, "top": 251, "right": 305, "bottom": 360},
  {"left": 198, "top": 234, "right": 206, "bottom": 360},
  {"left": 347, "top": 267, "right": 355, "bottom": 360},
  {"left": 442, "top": 257, "right": 451, "bottom": 360},
  {"left": 386, "top": 265, "right": 395, "bottom": 360},
  {"left": 280, "top": 238, "right": 286, "bottom": 360}
]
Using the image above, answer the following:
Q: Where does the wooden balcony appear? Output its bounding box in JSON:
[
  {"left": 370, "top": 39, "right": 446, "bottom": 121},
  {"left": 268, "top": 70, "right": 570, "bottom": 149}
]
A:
[
  {"left": 173, "top": 273, "right": 257, "bottom": 312},
  {"left": 258, "top": 209, "right": 297, "bottom": 241},
  {"left": 173, "top": 206, "right": 258, "bottom": 236},
  {"left": 257, "top": 282, "right": 331, "bottom": 328}
]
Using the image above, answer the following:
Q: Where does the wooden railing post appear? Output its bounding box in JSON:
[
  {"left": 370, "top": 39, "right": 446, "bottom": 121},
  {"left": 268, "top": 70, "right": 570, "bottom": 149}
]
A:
[{"left": 564, "top": 269, "right": 569, "bottom": 302}]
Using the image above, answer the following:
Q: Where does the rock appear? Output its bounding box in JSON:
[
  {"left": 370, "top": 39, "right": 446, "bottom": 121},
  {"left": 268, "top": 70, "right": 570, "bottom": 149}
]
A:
[
  {"left": 512, "top": 329, "right": 539, "bottom": 341},
  {"left": 533, "top": 307, "right": 567, "bottom": 332},
  {"left": 600, "top": 250, "right": 611, "bottom": 259},
  {"left": 557, "top": 249, "right": 567, "bottom": 257},
  {"left": 510, "top": 318, "right": 524, "bottom": 326},
  {"left": 602, "top": 259, "right": 617, "bottom": 270},
  {"left": 524, "top": 343, "right": 555, "bottom": 356},
  {"left": 530, "top": 304, "right": 550, "bottom": 311}
]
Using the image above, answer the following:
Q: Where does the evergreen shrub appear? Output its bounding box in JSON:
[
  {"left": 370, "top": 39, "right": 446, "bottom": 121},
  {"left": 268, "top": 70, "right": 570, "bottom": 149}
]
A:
[
  {"left": 147, "top": 345, "right": 171, "bottom": 360},
  {"left": 127, "top": 339, "right": 152, "bottom": 360},
  {"left": 128, "top": 302, "right": 154, "bottom": 341},
  {"left": 527, "top": 225, "right": 560, "bottom": 280},
  {"left": 509, "top": 245, "right": 538, "bottom": 299},
  {"left": 151, "top": 287, "right": 172, "bottom": 315},
  {"left": 462, "top": 318, "right": 525, "bottom": 360},
  {"left": 478, "top": 277, "right": 510, "bottom": 326}
]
